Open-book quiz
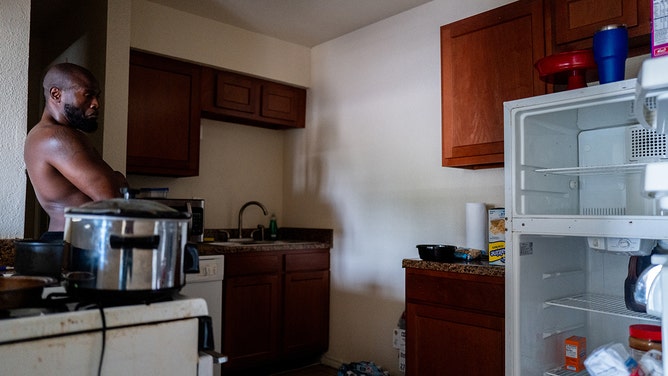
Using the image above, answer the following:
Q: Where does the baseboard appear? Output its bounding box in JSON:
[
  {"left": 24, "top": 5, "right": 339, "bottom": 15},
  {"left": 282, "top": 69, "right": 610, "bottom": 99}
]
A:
[{"left": 320, "top": 353, "right": 345, "bottom": 369}]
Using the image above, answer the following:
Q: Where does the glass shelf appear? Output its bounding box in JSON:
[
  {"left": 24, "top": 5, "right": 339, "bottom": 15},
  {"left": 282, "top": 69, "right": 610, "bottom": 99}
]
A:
[
  {"left": 545, "top": 293, "right": 660, "bottom": 322},
  {"left": 544, "top": 366, "right": 589, "bottom": 376},
  {"left": 535, "top": 163, "right": 648, "bottom": 176}
]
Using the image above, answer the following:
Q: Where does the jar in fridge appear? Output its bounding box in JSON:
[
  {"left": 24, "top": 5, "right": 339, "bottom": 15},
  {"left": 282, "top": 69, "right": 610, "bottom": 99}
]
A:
[{"left": 628, "top": 324, "right": 662, "bottom": 361}]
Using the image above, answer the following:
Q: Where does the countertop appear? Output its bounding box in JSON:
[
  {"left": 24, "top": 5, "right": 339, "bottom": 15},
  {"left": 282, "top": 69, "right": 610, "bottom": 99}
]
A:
[
  {"left": 402, "top": 258, "right": 505, "bottom": 278},
  {"left": 197, "top": 240, "right": 331, "bottom": 255},
  {"left": 198, "top": 227, "right": 332, "bottom": 255},
  {"left": 0, "top": 228, "right": 333, "bottom": 267}
]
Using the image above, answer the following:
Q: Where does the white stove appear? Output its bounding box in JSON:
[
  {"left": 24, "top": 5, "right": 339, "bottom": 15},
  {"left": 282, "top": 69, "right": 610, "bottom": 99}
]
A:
[{"left": 0, "top": 288, "right": 214, "bottom": 376}]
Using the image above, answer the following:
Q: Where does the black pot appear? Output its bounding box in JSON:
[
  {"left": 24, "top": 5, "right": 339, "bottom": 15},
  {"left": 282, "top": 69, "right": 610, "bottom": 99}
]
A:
[
  {"left": 14, "top": 240, "right": 64, "bottom": 278},
  {"left": 417, "top": 244, "right": 457, "bottom": 262}
]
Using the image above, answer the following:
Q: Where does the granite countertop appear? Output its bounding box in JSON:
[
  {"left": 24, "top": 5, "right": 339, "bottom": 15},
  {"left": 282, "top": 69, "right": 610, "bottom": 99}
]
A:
[
  {"left": 402, "top": 258, "right": 505, "bottom": 278},
  {"left": 198, "top": 227, "right": 333, "bottom": 256},
  {"left": 197, "top": 240, "right": 330, "bottom": 255},
  {"left": 0, "top": 228, "right": 333, "bottom": 266},
  {"left": 0, "top": 239, "right": 16, "bottom": 267}
]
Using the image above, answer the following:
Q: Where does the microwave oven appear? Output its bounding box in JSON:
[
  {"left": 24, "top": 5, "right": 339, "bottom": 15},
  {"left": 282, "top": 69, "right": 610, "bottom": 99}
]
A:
[{"left": 144, "top": 198, "right": 204, "bottom": 243}]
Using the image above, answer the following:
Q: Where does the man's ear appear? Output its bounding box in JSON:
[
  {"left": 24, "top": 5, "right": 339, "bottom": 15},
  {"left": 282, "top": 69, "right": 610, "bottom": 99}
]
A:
[{"left": 49, "top": 87, "right": 61, "bottom": 102}]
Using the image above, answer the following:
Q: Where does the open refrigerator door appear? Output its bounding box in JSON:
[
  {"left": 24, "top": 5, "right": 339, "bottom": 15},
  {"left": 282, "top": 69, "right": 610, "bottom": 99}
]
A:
[{"left": 504, "top": 56, "right": 668, "bottom": 376}]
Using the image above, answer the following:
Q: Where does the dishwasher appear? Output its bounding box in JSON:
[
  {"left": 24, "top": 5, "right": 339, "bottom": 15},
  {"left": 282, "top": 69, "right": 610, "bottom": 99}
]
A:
[{"left": 182, "top": 254, "right": 225, "bottom": 376}]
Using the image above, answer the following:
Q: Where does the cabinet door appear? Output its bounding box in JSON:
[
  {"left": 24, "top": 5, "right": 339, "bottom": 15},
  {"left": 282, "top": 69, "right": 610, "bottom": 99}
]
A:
[
  {"left": 201, "top": 67, "right": 306, "bottom": 129},
  {"left": 441, "top": 0, "right": 545, "bottom": 168},
  {"left": 222, "top": 273, "right": 280, "bottom": 370},
  {"left": 283, "top": 251, "right": 330, "bottom": 357},
  {"left": 127, "top": 50, "right": 201, "bottom": 176},
  {"left": 283, "top": 270, "right": 330, "bottom": 356},
  {"left": 551, "top": 0, "right": 650, "bottom": 54},
  {"left": 208, "top": 69, "right": 259, "bottom": 116},
  {"left": 405, "top": 268, "right": 504, "bottom": 376},
  {"left": 406, "top": 302, "right": 504, "bottom": 376},
  {"left": 260, "top": 82, "right": 306, "bottom": 128}
]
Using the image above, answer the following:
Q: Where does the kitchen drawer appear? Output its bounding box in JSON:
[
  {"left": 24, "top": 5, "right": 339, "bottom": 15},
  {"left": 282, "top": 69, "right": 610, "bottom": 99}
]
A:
[
  {"left": 284, "top": 251, "right": 330, "bottom": 272},
  {"left": 405, "top": 268, "right": 504, "bottom": 315},
  {"left": 224, "top": 253, "right": 281, "bottom": 276}
]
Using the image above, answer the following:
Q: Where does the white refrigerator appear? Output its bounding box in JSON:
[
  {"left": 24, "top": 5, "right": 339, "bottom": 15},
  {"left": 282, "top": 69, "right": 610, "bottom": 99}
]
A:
[{"left": 504, "top": 56, "right": 668, "bottom": 375}]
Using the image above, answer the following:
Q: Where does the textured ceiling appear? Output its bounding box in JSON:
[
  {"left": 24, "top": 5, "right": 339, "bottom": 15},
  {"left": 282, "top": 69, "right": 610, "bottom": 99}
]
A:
[{"left": 147, "top": 0, "right": 433, "bottom": 47}]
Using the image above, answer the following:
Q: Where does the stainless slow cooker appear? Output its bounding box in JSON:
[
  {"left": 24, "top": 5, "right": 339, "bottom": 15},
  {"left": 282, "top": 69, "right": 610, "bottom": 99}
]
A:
[{"left": 63, "top": 198, "right": 198, "bottom": 301}]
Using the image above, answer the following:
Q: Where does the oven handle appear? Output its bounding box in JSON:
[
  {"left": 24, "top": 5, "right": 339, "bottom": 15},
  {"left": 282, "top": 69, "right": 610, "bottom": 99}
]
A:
[
  {"left": 200, "top": 350, "right": 228, "bottom": 364},
  {"left": 197, "top": 316, "right": 227, "bottom": 364}
]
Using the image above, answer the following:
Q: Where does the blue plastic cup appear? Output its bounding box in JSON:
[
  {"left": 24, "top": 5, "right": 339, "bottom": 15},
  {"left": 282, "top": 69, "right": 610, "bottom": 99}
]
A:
[{"left": 593, "top": 24, "right": 628, "bottom": 84}]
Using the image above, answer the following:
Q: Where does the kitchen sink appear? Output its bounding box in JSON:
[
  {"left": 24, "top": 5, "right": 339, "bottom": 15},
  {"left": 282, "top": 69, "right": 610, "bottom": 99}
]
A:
[{"left": 208, "top": 240, "right": 310, "bottom": 246}]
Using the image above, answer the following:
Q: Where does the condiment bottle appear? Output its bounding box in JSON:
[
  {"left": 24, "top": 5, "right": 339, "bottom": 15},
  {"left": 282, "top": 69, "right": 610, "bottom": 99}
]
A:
[
  {"left": 628, "top": 324, "right": 662, "bottom": 361},
  {"left": 269, "top": 214, "right": 278, "bottom": 240}
]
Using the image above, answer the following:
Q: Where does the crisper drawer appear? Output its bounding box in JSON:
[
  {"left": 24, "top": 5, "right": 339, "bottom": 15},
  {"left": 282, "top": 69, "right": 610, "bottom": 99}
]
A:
[{"left": 405, "top": 268, "right": 504, "bottom": 315}]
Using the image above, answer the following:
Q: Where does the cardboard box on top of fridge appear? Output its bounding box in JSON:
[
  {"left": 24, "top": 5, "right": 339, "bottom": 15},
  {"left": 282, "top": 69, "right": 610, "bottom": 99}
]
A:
[
  {"left": 565, "top": 336, "right": 587, "bottom": 372},
  {"left": 488, "top": 208, "right": 505, "bottom": 265},
  {"left": 652, "top": 0, "right": 668, "bottom": 57}
]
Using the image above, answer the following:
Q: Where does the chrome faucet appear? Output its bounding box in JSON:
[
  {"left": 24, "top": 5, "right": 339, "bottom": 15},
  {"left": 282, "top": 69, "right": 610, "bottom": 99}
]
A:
[{"left": 237, "top": 201, "right": 268, "bottom": 239}]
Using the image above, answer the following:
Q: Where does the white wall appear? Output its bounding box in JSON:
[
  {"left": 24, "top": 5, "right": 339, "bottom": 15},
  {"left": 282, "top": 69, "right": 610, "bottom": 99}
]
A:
[
  {"left": 0, "top": 0, "right": 530, "bottom": 373},
  {"left": 284, "top": 0, "right": 513, "bottom": 372},
  {"left": 0, "top": 1, "right": 31, "bottom": 237}
]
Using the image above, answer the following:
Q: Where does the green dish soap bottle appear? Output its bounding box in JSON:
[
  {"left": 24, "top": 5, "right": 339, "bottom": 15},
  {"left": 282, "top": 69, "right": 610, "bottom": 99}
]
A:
[{"left": 269, "top": 214, "right": 278, "bottom": 240}]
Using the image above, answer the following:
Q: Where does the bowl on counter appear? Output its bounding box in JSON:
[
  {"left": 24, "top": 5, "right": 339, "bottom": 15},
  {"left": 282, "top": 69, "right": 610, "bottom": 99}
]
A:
[{"left": 416, "top": 244, "right": 457, "bottom": 262}]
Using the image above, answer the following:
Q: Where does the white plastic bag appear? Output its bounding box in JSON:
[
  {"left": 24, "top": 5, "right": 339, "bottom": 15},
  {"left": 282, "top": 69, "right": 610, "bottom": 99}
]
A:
[
  {"left": 639, "top": 350, "right": 663, "bottom": 376},
  {"left": 585, "top": 343, "right": 639, "bottom": 376}
]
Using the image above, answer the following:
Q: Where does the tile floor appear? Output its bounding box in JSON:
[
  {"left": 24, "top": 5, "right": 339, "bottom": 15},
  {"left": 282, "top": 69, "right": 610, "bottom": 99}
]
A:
[{"left": 271, "top": 364, "right": 338, "bottom": 376}]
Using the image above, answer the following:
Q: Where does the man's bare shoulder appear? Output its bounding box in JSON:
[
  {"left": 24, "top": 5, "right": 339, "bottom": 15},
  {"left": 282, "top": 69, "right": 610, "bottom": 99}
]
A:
[{"left": 26, "top": 121, "right": 88, "bottom": 159}]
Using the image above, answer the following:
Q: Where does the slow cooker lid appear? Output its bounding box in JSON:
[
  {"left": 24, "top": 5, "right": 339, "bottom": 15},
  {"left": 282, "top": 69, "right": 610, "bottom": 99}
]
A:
[{"left": 65, "top": 198, "right": 191, "bottom": 219}]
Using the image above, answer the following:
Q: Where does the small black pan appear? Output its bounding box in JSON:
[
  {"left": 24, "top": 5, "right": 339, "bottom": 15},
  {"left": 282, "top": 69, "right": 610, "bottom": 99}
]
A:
[{"left": 416, "top": 244, "right": 458, "bottom": 262}]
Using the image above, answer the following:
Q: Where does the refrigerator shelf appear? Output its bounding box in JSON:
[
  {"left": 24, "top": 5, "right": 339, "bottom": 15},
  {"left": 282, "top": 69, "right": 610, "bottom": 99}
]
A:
[
  {"left": 535, "top": 163, "right": 647, "bottom": 176},
  {"left": 544, "top": 366, "right": 589, "bottom": 376},
  {"left": 545, "top": 293, "right": 660, "bottom": 322}
]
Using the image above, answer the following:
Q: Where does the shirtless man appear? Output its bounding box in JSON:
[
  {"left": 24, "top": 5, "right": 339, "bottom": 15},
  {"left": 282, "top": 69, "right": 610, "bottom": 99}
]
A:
[{"left": 24, "top": 63, "right": 127, "bottom": 240}]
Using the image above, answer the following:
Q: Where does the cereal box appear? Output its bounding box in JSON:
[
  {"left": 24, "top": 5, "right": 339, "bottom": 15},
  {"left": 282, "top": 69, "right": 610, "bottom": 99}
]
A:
[
  {"left": 652, "top": 0, "right": 668, "bottom": 57},
  {"left": 488, "top": 208, "right": 505, "bottom": 265}
]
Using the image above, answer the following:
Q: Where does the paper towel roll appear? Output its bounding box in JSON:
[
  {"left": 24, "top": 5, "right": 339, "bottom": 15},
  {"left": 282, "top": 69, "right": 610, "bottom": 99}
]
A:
[{"left": 466, "top": 202, "right": 487, "bottom": 252}]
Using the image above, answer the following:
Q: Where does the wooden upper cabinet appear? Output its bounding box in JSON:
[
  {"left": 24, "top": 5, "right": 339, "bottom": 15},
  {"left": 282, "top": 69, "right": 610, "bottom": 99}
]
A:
[
  {"left": 441, "top": 0, "right": 546, "bottom": 169},
  {"left": 550, "top": 0, "right": 651, "bottom": 55},
  {"left": 127, "top": 50, "right": 201, "bottom": 176},
  {"left": 213, "top": 70, "right": 259, "bottom": 115},
  {"left": 201, "top": 67, "right": 306, "bottom": 129}
]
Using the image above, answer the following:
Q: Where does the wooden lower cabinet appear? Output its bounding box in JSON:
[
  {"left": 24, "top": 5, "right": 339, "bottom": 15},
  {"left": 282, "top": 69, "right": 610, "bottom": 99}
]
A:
[
  {"left": 222, "top": 249, "right": 330, "bottom": 374},
  {"left": 405, "top": 267, "right": 504, "bottom": 376},
  {"left": 224, "top": 273, "right": 281, "bottom": 368}
]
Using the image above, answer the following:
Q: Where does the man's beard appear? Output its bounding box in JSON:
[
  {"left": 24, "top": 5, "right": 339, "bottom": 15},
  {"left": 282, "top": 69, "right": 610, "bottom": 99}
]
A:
[{"left": 64, "top": 104, "right": 98, "bottom": 133}]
